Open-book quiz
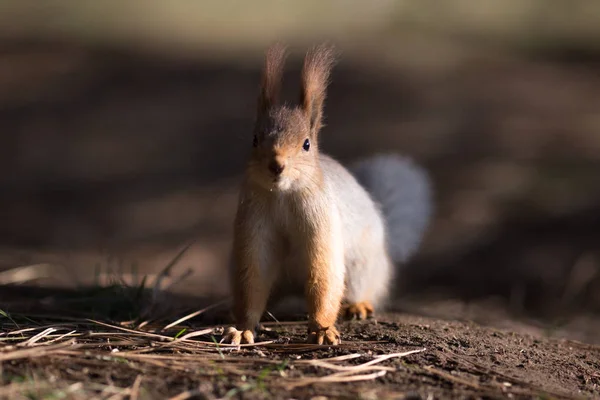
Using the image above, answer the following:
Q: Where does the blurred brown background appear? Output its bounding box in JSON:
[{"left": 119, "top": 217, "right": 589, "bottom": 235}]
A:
[{"left": 0, "top": 1, "right": 599, "bottom": 337}]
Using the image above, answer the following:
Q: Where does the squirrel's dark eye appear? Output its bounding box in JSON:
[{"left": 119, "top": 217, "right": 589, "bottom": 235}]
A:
[
  {"left": 302, "top": 138, "right": 310, "bottom": 151},
  {"left": 253, "top": 135, "right": 258, "bottom": 147}
]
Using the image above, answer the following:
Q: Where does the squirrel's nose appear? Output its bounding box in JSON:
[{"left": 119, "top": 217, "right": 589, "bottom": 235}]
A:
[{"left": 268, "top": 161, "right": 285, "bottom": 176}]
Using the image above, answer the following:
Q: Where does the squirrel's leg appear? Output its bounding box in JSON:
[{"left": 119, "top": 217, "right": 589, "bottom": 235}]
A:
[
  {"left": 304, "top": 217, "right": 345, "bottom": 345},
  {"left": 341, "top": 300, "right": 375, "bottom": 320},
  {"left": 222, "top": 224, "right": 278, "bottom": 345},
  {"left": 341, "top": 253, "right": 392, "bottom": 321}
]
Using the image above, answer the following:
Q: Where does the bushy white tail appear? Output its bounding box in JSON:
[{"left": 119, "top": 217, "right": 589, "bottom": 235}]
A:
[{"left": 351, "top": 154, "right": 432, "bottom": 264}]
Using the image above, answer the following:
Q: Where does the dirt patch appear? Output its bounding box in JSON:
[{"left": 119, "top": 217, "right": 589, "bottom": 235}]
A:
[{"left": 1, "top": 287, "right": 598, "bottom": 399}]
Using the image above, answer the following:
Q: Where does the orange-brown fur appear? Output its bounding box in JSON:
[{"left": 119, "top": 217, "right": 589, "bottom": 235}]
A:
[
  {"left": 223, "top": 43, "right": 352, "bottom": 346},
  {"left": 301, "top": 199, "right": 344, "bottom": 344},
  {"left": 221, "top": 42, "right": 433, "bottom": 346},
  {"left": 341, "top": 301, "right": 374, "bottom": 320}
]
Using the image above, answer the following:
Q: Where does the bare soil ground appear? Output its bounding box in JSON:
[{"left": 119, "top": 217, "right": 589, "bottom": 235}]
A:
[{"left": 1, "top": 285, "right": 599, "bottom": 400}]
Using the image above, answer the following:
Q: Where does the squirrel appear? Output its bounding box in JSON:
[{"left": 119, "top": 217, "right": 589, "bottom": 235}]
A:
[{"left": 222, "top": 43, "right": 432, "bottom": 346}]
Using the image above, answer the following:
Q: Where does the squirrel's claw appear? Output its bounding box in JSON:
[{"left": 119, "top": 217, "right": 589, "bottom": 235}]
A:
[
  {"left": 221, "top": 326, "right": 255, "bottom": 345},
  {"left": 307, "top": 326, "right": 340, "bottom": 345},
  {"left": 342, "top": 301, "right": 374, "bottom": 320}
]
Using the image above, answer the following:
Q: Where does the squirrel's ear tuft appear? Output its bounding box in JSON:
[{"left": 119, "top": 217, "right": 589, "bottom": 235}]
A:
[
  {"left": 300, "top": 43, "right": 337, "bottom": 135},
  {"left": 257, "top": 42, "right": 287, "bottom": 118}
]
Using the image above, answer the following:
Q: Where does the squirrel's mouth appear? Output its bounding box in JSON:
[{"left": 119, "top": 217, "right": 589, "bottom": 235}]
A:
[
  {"left": 250, "top": 175, "right": 285, "bottom": 192},
  {"left": 270, "top": 175, "right": 293, "bottom": 192},
  {"left": 248, "top": 166, "right": 293, "bottom": 192}
]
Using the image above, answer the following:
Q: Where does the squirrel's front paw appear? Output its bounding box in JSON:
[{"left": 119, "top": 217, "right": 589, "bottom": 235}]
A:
[
  {"left": 341, "top": 301, "right": 374, "bottom": 320},
  {"left": 307, "top": 326, "right": 340, "bottom": 345},
  {"left": 221, "top": 326, "right": 255, "bottom": 345}
]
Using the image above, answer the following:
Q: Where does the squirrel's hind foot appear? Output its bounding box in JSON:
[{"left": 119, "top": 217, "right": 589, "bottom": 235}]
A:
[
  {"left": 307, "top": 326, "right": 340, "bottom": 345},
  {"left": 341, "top": 301, "right": 374, "bottom": 321},
  {"left": 221, "top": 326, "right": 255, "bottom": 345}
]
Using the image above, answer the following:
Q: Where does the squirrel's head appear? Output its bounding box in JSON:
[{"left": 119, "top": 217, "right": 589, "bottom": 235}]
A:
[{"left": 247, "top": 43, "right": 336, "bottom": 192}]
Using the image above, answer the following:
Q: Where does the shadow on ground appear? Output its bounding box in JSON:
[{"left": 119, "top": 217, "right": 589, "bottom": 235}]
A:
[{"left": 1, "top": 38, "right": 600, "bottom": 332}]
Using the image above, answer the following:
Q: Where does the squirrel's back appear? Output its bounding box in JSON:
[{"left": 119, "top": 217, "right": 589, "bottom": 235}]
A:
[
  {"left": 318, "top": 152, "right": 432, "bottom": 309},
  {"left": 350, "top": 154, "right": 432, "bottom": 264},
  {"left": 319, "top": 154, "right": 388, "bottom": 258}
]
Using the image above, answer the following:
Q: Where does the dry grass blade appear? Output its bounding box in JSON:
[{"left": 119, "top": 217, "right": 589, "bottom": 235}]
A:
[
  {"left": 318, "top": 353, "right": 363, "bottom": 362},
  {"left": 357, "top": 348, "right": 426, "bottom": 368},
  {"left": 135, "top": 328, "right": 216, "bottom": 352},
  {"left": 2, "top": 324, "right": 75, "bottom": 337},
  {"left": 286, "top": 348, "right": 426, "bottom": 389},
  {"left": 286, "top": 370, "right": 388, "bottom": 389},
  {"left": 130, "top": 374, "right": 143, "bottom": 400},
  {"left": 39, "top": 329, "right": 78, "bottom": 345},
  {"left": 87, "top": 319, "right": 175, "bottom": 341},
  {"left": 161, "top": 267, "right": 194, "bottom": 293},
  {"left": 162, "top": 300, "right": 229, "bottom": 331},
  {"left": 0, "top": 263, "right": 55, "bottom": 284},
  {"left": 298, "top": 348, "right": 425, "bottom": 373},
  {"left": 106, "top": 389, "right": 131, "bottom": 400},
  {"left": 169, "top": 389, "right": 204, "bottom": 400},
  {"left": 261, "top": 340, "right": 389, "bottom": 354},
  {"left": 302, "top": 361, "right": 395, "bottom": 373},
  {"left": 20, "top": 327, "right": 57, "bottom": 346},
  {"left": 151, "top": 241, "right": 194, "bottom": 302},
  {"left": 302, "top": 361, "right": 395, "bottom": 372},
  {"left": 173, "top": 328, "right": 215, "bottom": 341},
  {"left": 0, "top": 340, "right": 76, "bottom": 361}
]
